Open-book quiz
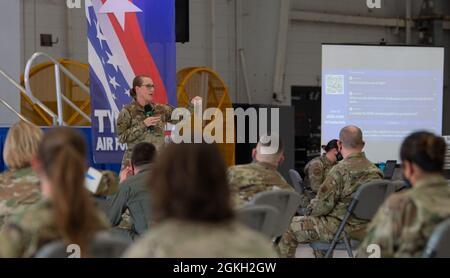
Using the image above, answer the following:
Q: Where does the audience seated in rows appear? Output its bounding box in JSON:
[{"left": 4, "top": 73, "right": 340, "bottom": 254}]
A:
[
  {"left": 123, "top": 142, "right": 277, "bottom": 258},
  {"left": 0, "top": 127, "right": 109, "bottom": 258},
  {"left": 277, "top": 125, "right": 383, "bottom": 257}
]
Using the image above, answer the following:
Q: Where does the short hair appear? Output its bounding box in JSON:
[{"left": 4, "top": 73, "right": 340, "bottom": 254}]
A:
[
  {"left": 149, "top": 142, "right": 233, "bottom": 223},
  {"left": 3, "top": 121, "right": 43, "bottom": 170},
  {"left": 400, "top": 131, "right": 446, "bottom": 172},
  {"left": 131, "top": 142, "right": 156, "bottom": 167},
  {"left": 339, "top": 125, "right": 364, "bottom": 149},
  {"left": 322, "top": 139, "right": 339, "bottom": 152}
]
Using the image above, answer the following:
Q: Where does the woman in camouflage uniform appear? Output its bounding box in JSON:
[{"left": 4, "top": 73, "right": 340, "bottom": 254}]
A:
[
  {"left": 0, "top": 127, "right": 109, "bottom": 258},
  {"left": 357, "top": 131, "right": 450, "bottom": 258},
  {"left": 116, "top": 75, "right": 201, "bottom": 169},
  {"left": 0, "top": 121, "right": 42, "bottom": 228},
  {"left": 303, "top": 139, "right": 341, "bottom": 200}
]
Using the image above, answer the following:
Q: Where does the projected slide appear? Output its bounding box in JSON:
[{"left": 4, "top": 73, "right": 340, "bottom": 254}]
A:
[{"left": 322, "top": 45, "right": 444, "bottom": 163}]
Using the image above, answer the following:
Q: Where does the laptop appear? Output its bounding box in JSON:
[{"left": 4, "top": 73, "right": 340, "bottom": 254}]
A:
[{"left": 383, "top": 160, "right": 397, "bottom": 180}]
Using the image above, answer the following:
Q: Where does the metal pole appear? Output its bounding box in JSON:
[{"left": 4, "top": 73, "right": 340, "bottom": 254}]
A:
[{"left": 54, "top": 64, "right": 64, "bottom": 126}]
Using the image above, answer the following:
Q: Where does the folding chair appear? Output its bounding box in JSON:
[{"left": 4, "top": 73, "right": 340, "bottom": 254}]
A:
[
  {"left": 34, "top": 231, "right": 130, "bottom": 258},
  {"left": 250, "top": 190, "right": 302, "bottom": 241},
  {"left": 289, "top": 169, "right": 307, "bottom": 215},
  {"left": 289, "top": 169, "right": 304, "bottom": 194},
  {"left": 422, "top": 218, "right": 450, "bottom": 258},
  {"left": 237, "top": 204, "right": 279, "bottom": 238},
  {"left": 310, "top": 179, "right": 396, "bottom": 258}
]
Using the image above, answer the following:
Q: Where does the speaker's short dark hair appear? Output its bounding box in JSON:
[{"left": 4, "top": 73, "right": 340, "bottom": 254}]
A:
[{"left": 131, "top": 142, "right": 156, "bottom": 167}]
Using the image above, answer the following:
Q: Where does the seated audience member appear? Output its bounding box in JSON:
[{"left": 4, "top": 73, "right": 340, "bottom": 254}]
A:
[
  {"left": 0, "top": 127, "right": 109, "bottom": 258},
  {"left": 107, "top": 142, "right": 156, "bottom": 241},
  {"left": 357, "top": 131, "right": 450, "bottom": 258},
  {"left": 303, "top": 139, "right": 340, "bottom": 200},
  {"left": 123, "top": 142, "right": 277, "bottom": 258},
  {"left": 0, "top": 121, "right": 42, "bottom": 228},
  {"left": 277, "top": 125, "right": 383, "bottom": 257},
  {"left": 227, "top": 135, "right": 293, "bottom": 206}
]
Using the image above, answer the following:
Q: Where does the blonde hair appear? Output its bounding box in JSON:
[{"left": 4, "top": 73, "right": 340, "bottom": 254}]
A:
[{"left": 3, "top": 121, "right": 43, "bottom": 170}]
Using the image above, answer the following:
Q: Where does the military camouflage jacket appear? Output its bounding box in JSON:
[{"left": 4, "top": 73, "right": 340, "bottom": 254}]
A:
[
  {"left": 0, "top": 199, "right": 110, "bottom": 258},
  {"left": 123, "top": 219, "right": 277, "bottom": 258},
  {"left": 116, "top": 100, "right": 176, "bottom": 167},
  {"left": 227, "top": 161, "right": 294, "bottom": 207},
  {"left": 306, "top": 152, "right": 383, "bottom": 229},
  {"left": 357, "top": 175, "right": 450, "bottom": 258},
  {"left": 304, "top": 154, "right": 337, "bottom": 193},
  {"left": 0, "top": 167, "right": 41, "bottom": 228}
]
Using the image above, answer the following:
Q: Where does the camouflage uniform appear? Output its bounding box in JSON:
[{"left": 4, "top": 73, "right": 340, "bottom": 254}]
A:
[
  {"left": 227, "top": 161, "right": 294, "bottom": 207},
  {"left": 0, "top": 199, "right": 110, "bottom": 258},
  {"left": 357, "top": 175, "right": 450, "bottom": 258},
  {"left": 116, "top": 100, "right": 176, "bottom": 169},
  {"left": 304, "top": 154, "right": 337, "bottom": 195},
  {"left": 277, "top": 152, "right": 383, "bottom": 257},
  {"left": 123, "top": 219, "right": 278, "bottom": 258},
  {"left": 0, "top": 167, "right": 41, "bottom": 229}
]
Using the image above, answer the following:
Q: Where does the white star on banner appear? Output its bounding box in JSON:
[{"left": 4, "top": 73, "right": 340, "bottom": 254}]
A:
[
  {"left": 109, "top": 76, "right": 120, "bottom": 90},
  {"left": 95, "top": 20, "right": 107, "bottom": 48},
  {"left": 124, "top": 89, "right": 131, "bottom": 97},
  {"left": 106, "top": 51, "right": 121, "bottom": 72},
  {"left": 98, "top": 0, "right": 142, "bottom": 30}
]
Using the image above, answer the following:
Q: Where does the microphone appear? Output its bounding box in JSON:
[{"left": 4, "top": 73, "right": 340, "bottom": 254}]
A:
[{"left": 144, "top": 104, "right": 155, "bottom": 132}]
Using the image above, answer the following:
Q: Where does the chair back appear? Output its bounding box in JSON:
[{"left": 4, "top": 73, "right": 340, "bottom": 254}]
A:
[
  {"left": 289, "top": 169, "right": 304, "bottom": 194},
  {"left": 237, "top": 204, "right": 279, "bottom": 238},
  {"left": 251, "top": 190, "right": 302, "bottom": 238},
  {"left": 422, "top": 218, "right": 450, "bottom": 258}
]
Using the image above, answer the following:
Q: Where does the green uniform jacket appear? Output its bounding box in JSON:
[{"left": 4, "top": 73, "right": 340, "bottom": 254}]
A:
[
  {"left": 304, "top": 154, "right": 337, "bottom": 194},
  {"left": 357, "top": 175, "right": 450, "bottom": 258},
  {"left": 227, "top": 161, "right": 294, "bottom": 207},
  {"left": 0, "top": 199, "right": 110, "bottom": 258},
  {"left": 106, "top": 166, "right": 152, "bottom": 237},
  {"left": 0, "top": 167, "right": 41, "bottom": 229},
  {"left": 116, "top": 100, "right": 176, "bottom": 168},
  {"left": 306, "top": 152, "right": 383, "bottom": 233}
]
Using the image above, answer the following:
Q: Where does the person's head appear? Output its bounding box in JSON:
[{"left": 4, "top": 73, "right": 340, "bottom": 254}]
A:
[
  {"left": 338, "top": 125, "right": 365, "bottom": 158},
  {"left": 3, "top": 121, "right": 43, "bottom": 170},
  {"left": 149, "top": 142, "right": 233, "bottom": 223},
  {"left": 32, "top": 127, "right": 102, "bottom": 256},
  {"left": 252, "top": 135, "right": 284, "bottom": 167},
  {"left": 131, "top": 142, "right": 156, "bottom": 174},
  {"left": 130, "top": 75, "right": 155, "bottom": 105},
  {"left": 400, "top": 131, "right": 446, "bottom": 186},
  {"left": 321, "top": 139, "right": 342, "bottom": 163}
]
